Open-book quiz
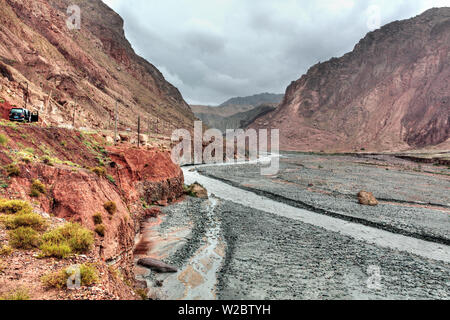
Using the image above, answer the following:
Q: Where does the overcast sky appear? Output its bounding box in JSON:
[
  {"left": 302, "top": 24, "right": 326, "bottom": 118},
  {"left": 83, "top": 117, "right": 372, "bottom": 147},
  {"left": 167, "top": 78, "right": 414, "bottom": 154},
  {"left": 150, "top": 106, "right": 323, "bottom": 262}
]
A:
[{"left": 102, "top": 0, "right": 448, "bottom": 105}]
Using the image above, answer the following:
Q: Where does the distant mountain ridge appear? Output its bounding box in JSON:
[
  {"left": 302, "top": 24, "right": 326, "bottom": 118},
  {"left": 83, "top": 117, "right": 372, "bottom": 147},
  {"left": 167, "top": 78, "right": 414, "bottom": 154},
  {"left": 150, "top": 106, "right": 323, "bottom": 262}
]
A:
[
  {"left": 219, "top": 93, "right": 284, "bottom": 107},
  {"left": 191, "top": 93, "right": 282, "bottom": 131},
  {"left": 195, "top": 104, "right": 277, "bottom": 132}
]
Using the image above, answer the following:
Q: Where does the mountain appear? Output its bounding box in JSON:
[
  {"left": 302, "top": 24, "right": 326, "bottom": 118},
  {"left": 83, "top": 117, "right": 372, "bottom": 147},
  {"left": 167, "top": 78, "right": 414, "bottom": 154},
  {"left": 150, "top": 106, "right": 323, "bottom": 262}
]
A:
[
  {"left": 195, "top": 104, "right": 277, "bottom": 132},
  {"left": 190, "top": 104, "right": 256, "bottom": 118},
  {"left": 0, "top": 0, "right": 196, "bottom": 133},
  {"left": 219, "top": 93, "right": 284, "bottom": 108},
  {"left": 191, "top": 93, "right": 282, "bottom": 131},
  {"left": 248, "top": 8, "right": 450, "bottom": 152}
]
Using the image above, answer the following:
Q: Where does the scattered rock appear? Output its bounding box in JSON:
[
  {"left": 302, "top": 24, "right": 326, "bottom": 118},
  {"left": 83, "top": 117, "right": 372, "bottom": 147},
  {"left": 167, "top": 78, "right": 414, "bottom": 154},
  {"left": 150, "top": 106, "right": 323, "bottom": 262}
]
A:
[
  {"left": 119, "top": 133, "right": 130, "bottom": 142},
  {"left": 139, "top": 134, "right": 148, "bottom": 145},
  {"left": 105, "top": 136, "right": 114, "bottom": 144},
  {"left": 358, "top": 191, "right": 379, "bottom": 206},
  {"left": 156, "top": 199, "right": 168, "bottom": 207},
  {"left": 144, "top": 207, "right": 161, "bottom": 218},
  {"left": 137, "top": 258, "right": 177, "bottom": 273},
  {"left": 135, "top": 280, "right": 147, "bottom": 290},
  {"left": 186, "top": 183, "right": 208, "bottom": 199}
]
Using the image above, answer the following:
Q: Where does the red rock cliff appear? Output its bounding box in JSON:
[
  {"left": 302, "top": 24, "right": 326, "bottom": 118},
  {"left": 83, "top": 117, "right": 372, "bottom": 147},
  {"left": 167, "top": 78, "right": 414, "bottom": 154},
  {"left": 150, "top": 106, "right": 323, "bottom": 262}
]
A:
[{"left": 249, "top": 8, "right": 450, "bottom": 152}]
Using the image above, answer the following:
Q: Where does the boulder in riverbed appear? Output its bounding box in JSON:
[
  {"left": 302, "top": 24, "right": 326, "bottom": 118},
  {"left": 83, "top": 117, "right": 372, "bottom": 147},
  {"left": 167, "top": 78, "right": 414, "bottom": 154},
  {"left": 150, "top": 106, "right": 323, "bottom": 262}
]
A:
[
  {"left": 137, "top": 258, "right": 178, "bottom": 273},
  {"left": 358, "top": 191, "right": 379, "bottom": 206},
  {"left": 185, "top": 182, "right": 208, "bottom": 199}
]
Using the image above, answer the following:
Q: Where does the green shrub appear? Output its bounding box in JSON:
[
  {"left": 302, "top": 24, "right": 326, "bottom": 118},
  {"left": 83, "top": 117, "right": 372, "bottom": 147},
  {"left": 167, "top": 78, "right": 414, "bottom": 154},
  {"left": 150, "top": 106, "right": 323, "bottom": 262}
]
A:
[
  {"left": 91, "top": 167, "right": 106, "bottom": 177},
  {"left": 5, "top": 164, "right": 20, "bottom": 177},
  {"left": 30, "top": 179, "right": 46, "bottom": 198},
  {"left": 1, "top": 212, "right": 46, "bottom": 231},
  {"left": 24, "top": 148, "right": 35, "bottom": 154},
  {"left": 103, "top": 201, "right": 117, "bottom": 215},
  {"left": 0, "top": 134, "right": 8, "bottom": 147},
  {"left": 0, "top": 287, "right": 30, "bottom": 300},
  {"left": 40, "top": 155, "right": 53, "bottom": 166},
  {"left": 8, "top": 227, "right": 40, "bottom": 249},
  {"left": 40, "top": 223, "right": 94, "bottom": 258},
  {"left": 0, "top": 245, "right": 13, "bottom": 256},
  {"left": 40, "top": 243, "right": 72, "bottom": 259},
  {"left": 0, "top": 199, "right": 33, "bottom": 215},
  {"left": 135, "top": 288, "right": 148, "bottom": 300},
  {"left": 93, "top": 212, "right": 103, "bottom": 225},
  {"left": 94, "top": 224, "right": 105, "bottom": 237},
  {"left": 42, "top": 264, "right": 98, "bottom": 289},
  {"left": 106, "top": 175, "right": 116, "bottom": 184}
]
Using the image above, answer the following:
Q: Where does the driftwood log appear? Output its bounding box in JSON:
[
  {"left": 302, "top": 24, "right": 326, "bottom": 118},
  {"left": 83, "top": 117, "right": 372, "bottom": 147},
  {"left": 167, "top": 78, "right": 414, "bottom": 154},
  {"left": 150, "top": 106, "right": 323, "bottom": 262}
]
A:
[{"left": 137, "top": 258, "right": 178, "bottom": 273}]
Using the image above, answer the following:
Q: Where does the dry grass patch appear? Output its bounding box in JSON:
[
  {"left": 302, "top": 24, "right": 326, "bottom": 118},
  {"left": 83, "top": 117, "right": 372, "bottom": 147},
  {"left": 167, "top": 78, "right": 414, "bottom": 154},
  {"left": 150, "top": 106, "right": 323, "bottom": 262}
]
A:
[
  {"left": 40, "top": 223, "right": 94, "bottom": 258},
  {"left": 94, "top": 224, "right": 105, "bottom": 237},
  {"left": 0, "top": 199, "right": 32, "bottom": 215},
  {"left": 0, "top": 287, "right": 30, "bottom": 300},
  {"left": 4, "top": 163, "right": 20, "bottom": 177},
  {"left": 0, "top": 245, "right": 13, "bottom": 256},
  {"left": 42, "top": 264, "right": 98, "bottom": 289},
  {"left": 103, "top": 201, "right": 117, "bottom": 215},
  {"left": 8, "top": 227, "right": 40, "bottom": 249},
  {"left": 1, "top": 212, "right": 47, "bottom": 231},
  {"left": 92, "top": 212, "right": 103, "bottom": 225},
  {"left": 30, "top": 179, "right": 46, "bottom": 198}
]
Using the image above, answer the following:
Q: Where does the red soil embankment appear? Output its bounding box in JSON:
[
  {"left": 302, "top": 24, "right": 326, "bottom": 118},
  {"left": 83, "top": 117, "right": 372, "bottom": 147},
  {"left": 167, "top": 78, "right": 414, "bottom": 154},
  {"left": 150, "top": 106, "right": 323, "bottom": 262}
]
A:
[{"left": 0, "top": 123, "right": 184, "bottom": 299}]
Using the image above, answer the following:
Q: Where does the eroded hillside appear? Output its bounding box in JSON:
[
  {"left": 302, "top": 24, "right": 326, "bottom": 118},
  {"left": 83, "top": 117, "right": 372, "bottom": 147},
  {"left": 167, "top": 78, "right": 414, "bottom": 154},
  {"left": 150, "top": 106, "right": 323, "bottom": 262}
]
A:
[{"left": 0, "top": 0, "right": 196, "bottom": 133}]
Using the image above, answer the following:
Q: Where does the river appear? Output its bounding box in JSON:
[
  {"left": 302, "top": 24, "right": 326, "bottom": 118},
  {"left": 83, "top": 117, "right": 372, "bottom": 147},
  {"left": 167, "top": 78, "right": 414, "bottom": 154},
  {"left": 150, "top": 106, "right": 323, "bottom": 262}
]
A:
[{"left": 137, "top": 155, "right": 450, "bottom": 300}]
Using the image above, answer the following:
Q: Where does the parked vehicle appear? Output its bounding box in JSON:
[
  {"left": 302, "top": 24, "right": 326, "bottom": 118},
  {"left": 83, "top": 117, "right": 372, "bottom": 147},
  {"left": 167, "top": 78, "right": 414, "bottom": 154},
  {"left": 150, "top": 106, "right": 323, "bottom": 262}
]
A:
[{"left": 9, "top": 108, "right": 38, "bottom": 123}]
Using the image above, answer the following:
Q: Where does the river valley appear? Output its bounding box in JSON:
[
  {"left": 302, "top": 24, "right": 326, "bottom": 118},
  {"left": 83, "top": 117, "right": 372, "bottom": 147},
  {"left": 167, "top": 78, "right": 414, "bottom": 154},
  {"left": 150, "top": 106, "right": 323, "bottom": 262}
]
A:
[{"left": 135, "top": 153, "right": 450, "bottom": 300}]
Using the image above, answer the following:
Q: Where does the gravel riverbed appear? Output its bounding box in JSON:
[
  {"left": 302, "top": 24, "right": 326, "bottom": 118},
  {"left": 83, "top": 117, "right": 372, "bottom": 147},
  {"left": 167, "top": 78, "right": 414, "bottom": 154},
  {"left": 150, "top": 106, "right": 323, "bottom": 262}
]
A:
[{"left": 139, "top": 153, "right": 450, "bottom": 300}]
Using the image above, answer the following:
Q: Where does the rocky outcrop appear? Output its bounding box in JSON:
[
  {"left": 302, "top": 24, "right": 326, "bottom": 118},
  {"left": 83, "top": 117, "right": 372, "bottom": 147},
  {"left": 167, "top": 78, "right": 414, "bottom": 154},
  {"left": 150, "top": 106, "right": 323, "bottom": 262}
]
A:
[
  {"left": 249, "top": 8, "right": 450, "bottom": 152},
  {"left": 107, "top": 146, "right": 184, "bottom": 205},
  {"left": 0, "top": 0, "right": 196, "bottom": 132}
]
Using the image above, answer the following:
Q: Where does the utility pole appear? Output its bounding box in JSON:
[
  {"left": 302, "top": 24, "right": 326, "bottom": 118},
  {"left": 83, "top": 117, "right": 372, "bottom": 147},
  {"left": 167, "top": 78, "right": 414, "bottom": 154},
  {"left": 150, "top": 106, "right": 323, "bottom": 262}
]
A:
[
  {"left": 114, "top": 100, "right": 118, "bottom": 144},
  {"left": 47, "top": 90, "right": 52, "bottom": 113},
  {"left": 21, "top": 82, "right": 29, "bottom": 109},
  {"left": 137, "top": 116, "right": 141, "bottom": 148}
]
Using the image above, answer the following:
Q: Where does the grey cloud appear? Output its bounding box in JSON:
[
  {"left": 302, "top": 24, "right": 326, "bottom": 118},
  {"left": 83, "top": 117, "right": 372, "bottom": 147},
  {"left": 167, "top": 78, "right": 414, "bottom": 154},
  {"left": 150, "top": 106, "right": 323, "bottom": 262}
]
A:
[{"left": 103, "top": 0, "right": 447, "bottom": 105}]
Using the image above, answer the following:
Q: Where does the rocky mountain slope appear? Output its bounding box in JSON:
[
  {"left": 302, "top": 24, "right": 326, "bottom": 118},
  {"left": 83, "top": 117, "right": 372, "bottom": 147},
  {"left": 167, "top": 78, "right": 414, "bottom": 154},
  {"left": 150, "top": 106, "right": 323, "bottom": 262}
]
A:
[
  {"left": 0, "top": 0, "right": 196, "bottom": 133},
  {"left": 249, "top": 8, "right": 450, "bottom": 152}
]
